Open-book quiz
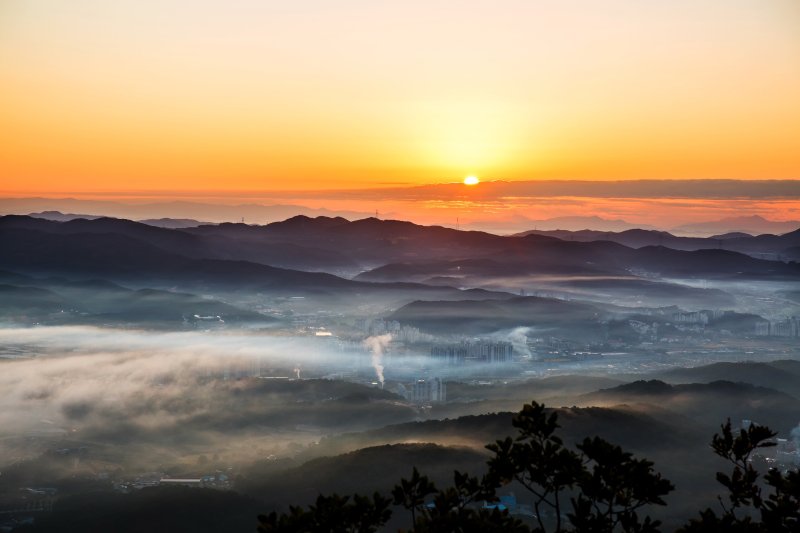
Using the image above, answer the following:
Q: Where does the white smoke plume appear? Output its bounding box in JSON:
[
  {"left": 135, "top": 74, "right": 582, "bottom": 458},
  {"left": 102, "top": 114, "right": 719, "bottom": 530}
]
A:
[
  {"left": 791, "top": 424, "right": 800, "bottom": 447},
  {"left": 486, "top": 326, "right": 533, "bottom": 359},
  {"left": 362, "top": 334, "right": 392, "bottom": 387},
  {"left": 507, "top": 327, "right": 532, "bottom": 358}
]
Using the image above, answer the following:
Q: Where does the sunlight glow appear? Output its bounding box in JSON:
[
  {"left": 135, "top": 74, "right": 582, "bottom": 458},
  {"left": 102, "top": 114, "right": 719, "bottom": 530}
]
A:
[{"left": 464, "top": 176, "right": 480, "bottom": 186}]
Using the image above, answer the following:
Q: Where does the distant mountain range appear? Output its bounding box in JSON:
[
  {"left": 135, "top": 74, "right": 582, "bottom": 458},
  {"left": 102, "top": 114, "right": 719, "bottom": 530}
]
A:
[
  {"left": 2, "top": 216, "right": 797, "bottom": 292},
  {"left": 0, "top": 216, "right": 519, "bottom": 309},
  {"left": 6, "top": 198, "right": 800, "bottom": 237},
  {"left": 0, "top": 197, "right": 372, "bottom": 224},
  {"left": 0, "top": 213, "right": 797, "bottom": 324},
  {"left": 28, "top": 210, "right": 212, "bottom": 228},
  {"left": 512, "top": 227, "right": 800, "bottom": 260},
  {"left": 671, "top": 215, "right": 800, "bottom": 237},
  {"left": 477, "top": 214, "right": 799, "bottom": 237},
  {"left": 139, "top": 217, "right": 212, "bottom": 229},
  {"left": 27, "top": 210, "right": 102, "bottom": 221},
  {"left": 463, "top": 215, "right": 657, "bottom": 233}
]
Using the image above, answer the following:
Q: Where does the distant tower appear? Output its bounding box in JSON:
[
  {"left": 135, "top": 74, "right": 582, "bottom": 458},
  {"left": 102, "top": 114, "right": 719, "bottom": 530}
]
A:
[{"left": 375, "top": 209, "right": 379, "bottom": 219}]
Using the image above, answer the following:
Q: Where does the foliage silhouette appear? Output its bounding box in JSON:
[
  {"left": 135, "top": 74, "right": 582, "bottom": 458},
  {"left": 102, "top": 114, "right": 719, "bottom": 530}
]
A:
[
  {"left": 257, "top": 402, "right": 798, "bottom": 533},
  {"left": 391, "top": 467, "right": 528, "bottom": 532},
  {"left": 486, "top": 401, "right": 672, "bottom": 532},
  {"left": 257, "top": 492, "right": 392, "bottom": 533},
  {"left": 678, "top": 419, "right": 800, "bottom": 532}
]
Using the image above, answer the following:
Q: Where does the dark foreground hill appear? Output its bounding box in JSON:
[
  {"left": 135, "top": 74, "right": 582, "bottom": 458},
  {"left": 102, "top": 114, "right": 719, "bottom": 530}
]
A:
[
  {"left": 309, "top": 406, "right": 704, "bottom": 460},
  {"left": 18, "top": 486, "right": 262, "bottom": 533},
  {"left": 584, "top": 379, "right": 800, "bottom": 434},
  {"left": 19, "top": 404, "right": 722, "bottom": 532},
  {"left": 241, "top": 443, "right": 488, "bottom": 509},
  {"left": 657, "top": 360, "right": 800, "bottom": 398}
]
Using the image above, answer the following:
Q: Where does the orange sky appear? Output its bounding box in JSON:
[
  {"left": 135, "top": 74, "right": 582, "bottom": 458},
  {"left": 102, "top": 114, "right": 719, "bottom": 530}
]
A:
[{"left": 2, "top": 0, "right": 800, "bottom": 195}]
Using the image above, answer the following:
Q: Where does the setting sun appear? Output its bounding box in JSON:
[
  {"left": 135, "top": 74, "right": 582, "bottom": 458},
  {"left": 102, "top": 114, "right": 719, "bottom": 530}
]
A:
[{"left": 464, "top": 176, "right": 480, "bottom": 186}]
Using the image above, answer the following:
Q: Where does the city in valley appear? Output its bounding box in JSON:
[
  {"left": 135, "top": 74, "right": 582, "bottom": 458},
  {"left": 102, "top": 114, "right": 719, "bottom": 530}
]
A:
[
  {"left": 0, "top": 211, "right": 799, "bottom": 531},
  {"left": 2, "top": 1, "right": 800, "bottom": 531}
]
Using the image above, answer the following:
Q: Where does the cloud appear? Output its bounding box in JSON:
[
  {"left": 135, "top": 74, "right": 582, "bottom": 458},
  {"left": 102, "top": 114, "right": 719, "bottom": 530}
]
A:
[
  {"left": 2, "top": 180, "right": 799, "bottom": 233},
  {"left": 0, "top": 326, "right": 352, "bottom": 439},
  {"left": 276, "top": 180, "right": 800, "bottom": 201}
]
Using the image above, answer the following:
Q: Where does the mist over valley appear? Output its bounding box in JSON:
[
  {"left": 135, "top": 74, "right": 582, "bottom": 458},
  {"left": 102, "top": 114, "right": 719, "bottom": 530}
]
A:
[{"left": 0, "top": 212, "right": 799, "bottom": 532}]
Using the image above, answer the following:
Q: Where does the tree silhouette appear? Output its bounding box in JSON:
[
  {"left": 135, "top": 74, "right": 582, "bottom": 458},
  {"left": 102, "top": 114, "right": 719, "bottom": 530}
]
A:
[
  {"left": 391, "top": 468, "right": 527, "bottom": 532},
  {"left": 256, "top": 402, "right": 798, "bottom": 533},
  {"left": 487, "top": 402, "right": 672, "bottom": 533},
  {"left": 678, "top": 419, "right": 800, "bottom": 532},
  {"left": 257, "top": 492, "right": 392, "bottom": 533}
]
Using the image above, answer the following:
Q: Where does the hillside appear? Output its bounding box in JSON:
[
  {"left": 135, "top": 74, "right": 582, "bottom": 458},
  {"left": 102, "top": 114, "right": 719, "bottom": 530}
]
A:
[
  {"left": 584, "top": 380, "right": 800, "bottom": 434},
  {"left": 657, "top": 360, "right": 800, "bottom": 398},
  {"left": 389, "top": 296, "right": 604, "bottom": 336}
]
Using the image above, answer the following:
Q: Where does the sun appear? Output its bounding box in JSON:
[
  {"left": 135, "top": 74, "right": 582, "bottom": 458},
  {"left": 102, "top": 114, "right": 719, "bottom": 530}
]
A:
[{"left": 463, "top": 175, "right": 480, "bottom": 185}]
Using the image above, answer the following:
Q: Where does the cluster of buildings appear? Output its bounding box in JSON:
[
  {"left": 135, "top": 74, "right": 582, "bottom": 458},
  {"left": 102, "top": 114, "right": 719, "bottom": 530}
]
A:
[
  {"left": 183, "top": 314, "right": 225, "bottom": 329},
  {"left": 113, "top": 471, "right": 231, "bottom": 493},
  {"left": 430, "top": 341, "right": 514, "bottom": 364},
  {"left": 158, "top": 472, "right": 231, "bottom": 489},
  {"left": 627, "top": 320, "right": 659, "bottom": 338},
  {"left": 670, "top": 310, "right": 726, "bottom": 325},
  {"left": 354, "top": 318, "right": 428, "bottom": 344},
  {"left": 754, "top": 317, "right": 800, "bottom": 337}
]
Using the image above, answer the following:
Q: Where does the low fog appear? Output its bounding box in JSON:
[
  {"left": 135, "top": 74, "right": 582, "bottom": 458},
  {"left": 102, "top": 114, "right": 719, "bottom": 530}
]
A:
[
  {"left": 0, "top": 327, "right": 385, "bottom": 471},
  {"left": 1, "top": 319, "right": 800, "bottom": 532},
  {"left": 0, "top": 325, "right": 537, "bottom": 471},
  {"left": 3, "top": 324, "right": 797, "bottom": 458}
]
